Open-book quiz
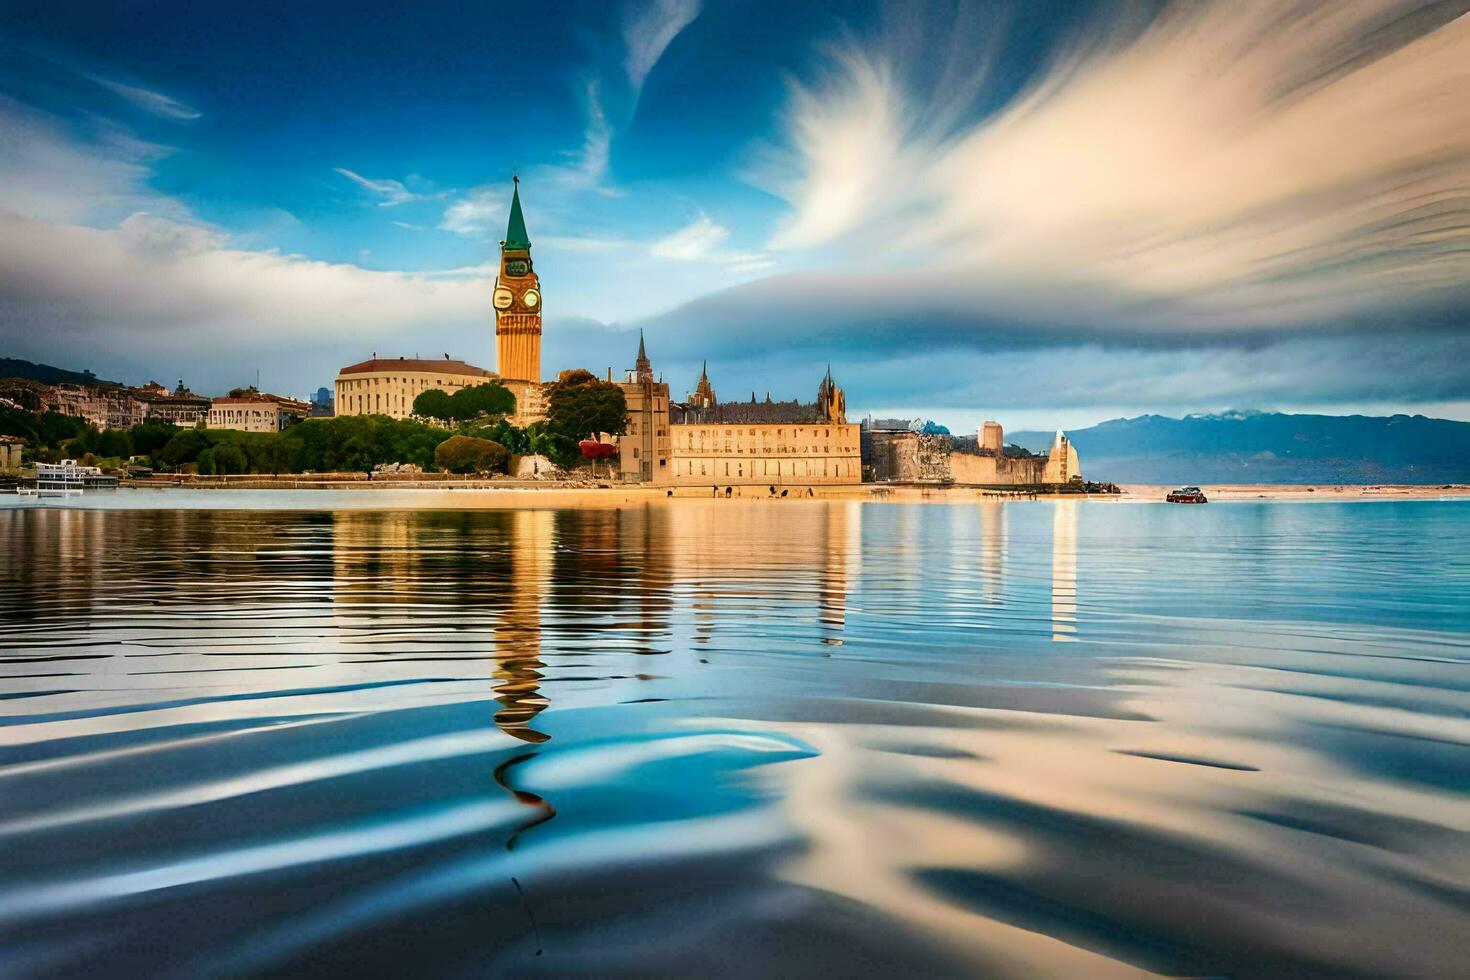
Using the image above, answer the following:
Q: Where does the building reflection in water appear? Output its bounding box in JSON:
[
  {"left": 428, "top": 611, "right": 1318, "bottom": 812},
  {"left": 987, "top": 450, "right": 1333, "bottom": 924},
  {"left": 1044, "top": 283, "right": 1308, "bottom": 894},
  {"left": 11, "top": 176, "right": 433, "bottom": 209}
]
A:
[
  {"left": 492, "top": 509, "right": 556, "bottom": 743},
  {"left": 1052, "top": 500, "right": 1078, "bottom": 641},
  {"left": 819, "top": 502, "right": 861, "bottom": 644},
  {"left": 979, "top": 499, "right": 1006, "bottom": 605}
]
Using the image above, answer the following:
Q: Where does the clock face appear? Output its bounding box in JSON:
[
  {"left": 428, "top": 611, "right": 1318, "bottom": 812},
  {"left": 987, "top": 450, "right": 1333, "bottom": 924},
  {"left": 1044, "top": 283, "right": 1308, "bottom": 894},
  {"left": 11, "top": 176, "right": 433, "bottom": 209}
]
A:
[
  {"left": 504, "top": 259, "right": 530, "bottom": 277},
  {"left": 493, "top": 287, "right": 513, "bottom": 310},
  {"left": 522, "top": 289, "right": 540, "bottom": 309}
]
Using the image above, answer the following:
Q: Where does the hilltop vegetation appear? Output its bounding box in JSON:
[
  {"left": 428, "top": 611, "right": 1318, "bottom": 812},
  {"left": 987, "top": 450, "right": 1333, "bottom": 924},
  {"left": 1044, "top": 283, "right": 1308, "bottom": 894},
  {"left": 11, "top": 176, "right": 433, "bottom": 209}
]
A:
[{"left": 0, "top": 357, "right": 116, "bottom": 387}]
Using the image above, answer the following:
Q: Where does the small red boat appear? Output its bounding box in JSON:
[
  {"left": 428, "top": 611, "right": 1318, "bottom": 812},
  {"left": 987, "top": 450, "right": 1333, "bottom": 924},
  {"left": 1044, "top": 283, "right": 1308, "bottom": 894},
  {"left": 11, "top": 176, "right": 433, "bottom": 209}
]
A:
[{"left": 1166, "top": 486, "right": 1208, "bottom": 503}]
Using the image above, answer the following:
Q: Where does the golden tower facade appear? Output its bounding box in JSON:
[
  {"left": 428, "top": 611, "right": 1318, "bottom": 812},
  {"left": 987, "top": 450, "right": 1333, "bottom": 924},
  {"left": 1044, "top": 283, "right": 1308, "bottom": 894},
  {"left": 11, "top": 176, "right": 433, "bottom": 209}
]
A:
[{"left": 493, "top": 177, "right": 542, "bottom": 383}]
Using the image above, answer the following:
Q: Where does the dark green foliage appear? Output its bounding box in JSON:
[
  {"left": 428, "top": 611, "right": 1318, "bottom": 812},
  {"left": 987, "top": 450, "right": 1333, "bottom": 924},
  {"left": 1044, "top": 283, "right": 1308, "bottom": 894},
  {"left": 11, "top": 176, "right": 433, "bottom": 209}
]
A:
[
  {"left": 449, "top": 383, "right": 515, "bottom": 421},
  {"left": 434, "top": 435, "right": 509, "bottom": 474},
  {"left": 157, "top": 428, "right": 212, "bottom": 467},
  {"left": 64, "top": 427, "right": 132, "bottom": 460},
  {"left": 0, "top": 407, "right": 89, "bottom": 456},
  {"left": 469, "top": 418, "right": 532, "bottom": 455},
  {"left": 412, "top": 388, "right": 454, "bottom": 423},
  {"left": 152, "top": 415, "right": 451, "bottom": 473},
  {"left": 212, "top": 443, "right": 247, "bottom": 474},
  {"left": 542, "top": 369, "right": 626, "bottom": 468},
  {"left": 128, "top": 420, "right": 179, "bottom": 456},
  {"left": 413, "top": 383, "right": 515, "bottom": 423}
]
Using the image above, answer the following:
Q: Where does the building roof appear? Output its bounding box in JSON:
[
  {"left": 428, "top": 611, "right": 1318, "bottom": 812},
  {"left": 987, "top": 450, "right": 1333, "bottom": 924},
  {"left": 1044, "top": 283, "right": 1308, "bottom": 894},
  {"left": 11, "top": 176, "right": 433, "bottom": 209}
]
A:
[
  {"left": 504, "top": 177, "right": 531, "bottom": 250},
  {"left": 672, "top": 399, "right": 826, "bottom": 425},
  {"left": 337, "top": 357, "right": 496, "bottom": 378},
  {"left": 212, "top": 397, "right": 286, "bottom": 406}
]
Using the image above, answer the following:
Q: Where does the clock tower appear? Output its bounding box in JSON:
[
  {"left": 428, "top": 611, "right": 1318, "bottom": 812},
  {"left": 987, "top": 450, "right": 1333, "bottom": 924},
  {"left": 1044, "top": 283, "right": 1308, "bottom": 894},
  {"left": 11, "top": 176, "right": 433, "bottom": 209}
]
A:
[{"left": 493, "top": 177, "right": 542, "bottom": 384}]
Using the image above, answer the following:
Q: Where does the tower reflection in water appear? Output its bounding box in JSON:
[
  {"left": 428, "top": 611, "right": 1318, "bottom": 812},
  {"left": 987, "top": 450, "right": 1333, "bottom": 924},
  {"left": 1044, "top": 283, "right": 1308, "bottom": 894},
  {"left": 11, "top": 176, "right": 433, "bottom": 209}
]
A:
[
  {"left": 492, "top": 510, "right": 555, "bottom": 744},
  {"left": 1052, "top": 500, "right": 1078, "bottom": 641}
]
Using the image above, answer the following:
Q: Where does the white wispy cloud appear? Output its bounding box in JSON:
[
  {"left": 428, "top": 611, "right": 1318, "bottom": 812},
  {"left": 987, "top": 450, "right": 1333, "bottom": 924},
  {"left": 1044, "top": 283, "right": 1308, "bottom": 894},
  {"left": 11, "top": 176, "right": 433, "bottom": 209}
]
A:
[
  {"left": 333, "top": 167, "right": 423, "bottom": 207},
  {"left": 438, "top": 187, "right": 503, "bottom": 236},
  {"left": 0, "top": 209, "right": 492, "bottom": 364},
  {"left": 531, "top": 80, "right": 621, "bottom": 198},
  {"left": 651, "top": 213, "right": 772, "bottom": 274},
  {"left": 0, "top": 96, "right": 181, "bottom": 224},
  {"left": 651, "top": 213, "right": 729, "bottom": 260},
  {"left": 760, "top": 0, "right": 1470, "bottom": 329},
  {"left": 90, "top": 76, "right": 201, "bottom": 121},
  {"left": 623, "top": 0, "right": 703, "bottom": 94}
]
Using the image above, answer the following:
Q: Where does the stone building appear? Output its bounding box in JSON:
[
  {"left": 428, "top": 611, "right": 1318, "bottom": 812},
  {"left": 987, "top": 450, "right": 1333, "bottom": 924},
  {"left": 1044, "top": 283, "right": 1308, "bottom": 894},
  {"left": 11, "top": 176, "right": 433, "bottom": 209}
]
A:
[
  {"left": 868, "top": 418, "right": 1083, "bottom": 487},
  {"left": 334, "top": 355, "right": 500, "bottom": 420},
  {"left": 134, "top": 380, "right": 212, "bottom": 426},
  {"left": 0, "top": 435, "right": 24, "bottom": 469},
  {"left": 208, "top": 388, "right": 308, "bottom": 433},
  {"left": 36, "top": 384, "right": 142, "bottom": 430},
  {"left": 865, "top": 423, "right": 953, "bottom": 483},
  {"left": 613, "top": 333, "right": 672, "bottom": 483},
  {"left": 668, "top": 364, "right": 861, "bottom": 487}
]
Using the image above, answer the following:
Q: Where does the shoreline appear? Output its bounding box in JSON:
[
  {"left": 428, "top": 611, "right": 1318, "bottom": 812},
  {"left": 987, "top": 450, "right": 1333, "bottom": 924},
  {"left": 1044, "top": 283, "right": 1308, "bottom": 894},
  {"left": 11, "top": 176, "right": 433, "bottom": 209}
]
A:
[{"left": 3, "top": 480, "right": 1467, "bottom": 511}]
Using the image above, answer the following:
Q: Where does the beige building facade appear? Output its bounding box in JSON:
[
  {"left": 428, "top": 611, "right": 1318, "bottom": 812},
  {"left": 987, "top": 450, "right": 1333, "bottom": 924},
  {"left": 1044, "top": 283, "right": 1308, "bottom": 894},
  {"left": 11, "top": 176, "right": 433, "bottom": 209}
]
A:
[
  {"left": 208, "top": 396, "right": 292, "bottom": 433},
  {"left": 668, "top": 365, "right": 860, "bottom": 487},
  {"left": 334, "top": 357, "right": 499, "bottom": 420},
  {"left": 669, "top": 422, "right": 861, "bottom": 485}
]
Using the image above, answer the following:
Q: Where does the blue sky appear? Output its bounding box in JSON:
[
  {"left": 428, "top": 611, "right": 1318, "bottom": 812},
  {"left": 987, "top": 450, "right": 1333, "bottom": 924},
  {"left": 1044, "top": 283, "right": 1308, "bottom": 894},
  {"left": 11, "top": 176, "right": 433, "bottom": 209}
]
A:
[{"left": 1, "top": 0, "right": 1467, "bottom": 431}]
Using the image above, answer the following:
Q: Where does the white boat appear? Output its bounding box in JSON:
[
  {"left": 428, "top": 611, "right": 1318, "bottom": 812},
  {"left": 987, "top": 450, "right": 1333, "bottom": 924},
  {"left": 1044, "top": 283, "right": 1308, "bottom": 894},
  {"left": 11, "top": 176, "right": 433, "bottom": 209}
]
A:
[{"left": 26, "top": 459, "right": 119, "bottom": 496}]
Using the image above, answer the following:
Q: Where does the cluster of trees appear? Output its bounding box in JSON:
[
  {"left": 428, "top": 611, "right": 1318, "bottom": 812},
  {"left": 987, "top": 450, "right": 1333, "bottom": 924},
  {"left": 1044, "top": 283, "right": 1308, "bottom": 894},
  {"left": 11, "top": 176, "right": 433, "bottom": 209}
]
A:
[
  {"left": 1, "top": 407, "right": 90, "bottom": 458},
  {"left": 0, "top": 368, "right": 629, "bottom": 476},
  {"left": 155, "top": 416, "right": 450, "bottom": 474},
  {"left": 0, "top": 407, "right": 179, "bottom": 463},
  {"left": 411, "top": 383, "right": 517, "bottom": 424}
]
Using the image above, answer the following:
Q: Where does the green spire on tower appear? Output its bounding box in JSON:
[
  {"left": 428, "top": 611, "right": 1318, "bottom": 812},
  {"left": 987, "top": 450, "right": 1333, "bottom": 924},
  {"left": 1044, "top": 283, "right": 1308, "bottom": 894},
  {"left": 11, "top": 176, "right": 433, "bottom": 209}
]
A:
[{"left": 504, "top": 175, "right": 531, "bottom": 250}]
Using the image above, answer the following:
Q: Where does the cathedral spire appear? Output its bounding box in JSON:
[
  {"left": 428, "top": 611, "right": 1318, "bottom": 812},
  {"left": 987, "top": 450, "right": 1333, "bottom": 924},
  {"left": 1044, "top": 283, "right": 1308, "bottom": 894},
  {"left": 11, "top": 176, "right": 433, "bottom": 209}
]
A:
[
  {"left": 504, "top": 175, "right": 531, "bottom": 250},
  {"left": 691, "top": 359, "right": 717, "bottom": 409},
  {"left": 634, "top": 329, "right": 652, "bottom": 383}
]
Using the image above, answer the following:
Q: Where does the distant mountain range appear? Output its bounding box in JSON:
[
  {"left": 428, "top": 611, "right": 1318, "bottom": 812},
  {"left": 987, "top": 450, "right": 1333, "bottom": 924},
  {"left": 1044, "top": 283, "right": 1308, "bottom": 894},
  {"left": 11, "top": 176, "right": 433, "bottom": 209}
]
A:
[
  {"left": 0, "top": 357, "right": 117, "bottom": 387},
  {"left": 1010, "top": 411, "right": 1470, "bottom": 485}
]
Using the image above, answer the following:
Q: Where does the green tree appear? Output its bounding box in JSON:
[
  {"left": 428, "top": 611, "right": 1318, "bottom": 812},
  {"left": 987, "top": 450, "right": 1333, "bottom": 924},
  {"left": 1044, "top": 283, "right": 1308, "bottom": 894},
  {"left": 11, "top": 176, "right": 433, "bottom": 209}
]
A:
[
  {"left": 157, "top": 429, "right": 212, "bottom": 468},
  {"left": 129, "top": 420, "right": 179, "bottom": 456},
  {"left": 412, "top": 388, "right": 455, "bottom": 423},
  {"left": 542, "top": 369, "right": 626, "bottom": 468},
  {"left": 470, "top": 418, "right": 531, "bottom": 455},
  {"left": 448, "top": 383, "right": 515, "bottom": 422},
  {"left": 434, "top": 435, "right": 509, "bottom": 474},
  {"left": 213, "top": 442, "right": 247, "bottom": 474},
  {"left": 196, "top": 447, "right": 217, "bottom": 475}
]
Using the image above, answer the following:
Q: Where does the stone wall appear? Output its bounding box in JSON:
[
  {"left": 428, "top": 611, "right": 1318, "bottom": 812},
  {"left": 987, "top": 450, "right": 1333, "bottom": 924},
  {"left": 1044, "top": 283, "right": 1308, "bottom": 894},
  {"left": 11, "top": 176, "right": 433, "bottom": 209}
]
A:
[{"left": 868, "top": 430, "right": 1081, "bottom": 486}]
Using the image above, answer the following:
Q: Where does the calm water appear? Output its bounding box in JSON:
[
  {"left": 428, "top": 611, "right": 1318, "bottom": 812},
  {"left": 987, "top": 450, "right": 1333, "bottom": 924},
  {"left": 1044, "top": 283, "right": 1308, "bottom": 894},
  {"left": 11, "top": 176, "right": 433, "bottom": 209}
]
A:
[{"left": 1, "top": 493, "right": 1467, "bottom": 978}]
